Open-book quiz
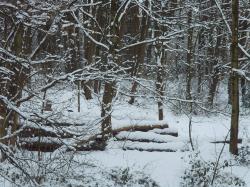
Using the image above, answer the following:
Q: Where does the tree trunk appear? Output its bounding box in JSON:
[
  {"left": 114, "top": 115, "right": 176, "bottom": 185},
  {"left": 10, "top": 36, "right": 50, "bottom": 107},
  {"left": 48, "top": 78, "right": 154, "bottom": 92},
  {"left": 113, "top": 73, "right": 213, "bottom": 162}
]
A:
[
  {"left": 228, "top": 76, "right": 232, "bottom": 104},
  {"left": 207, "top": 28, "right": 222, "bottom": 107},
  {"left": 229, "top": 0, "right": 239, "bottom": 155},
  {"left": 8, "top": 23, "right": 25, "bottom": 148},
  {"left": 128, "top": 1, "right": 149, "bottom": 104},
  {"left": 83, "top": 82, "right": 93, "bottom": 100},
  {"left": 154, "top": 22, "right": 164, "bottom": 121},
  {"left": 94, "top": 46, "right": 101, "bottom": 94},
  {"left": 101, "top": 82, "right": 115, "bottom": 140},
  {"left": 241, "top": 78, "right": 246, "bottom": 105},
  {"left": 100, "top": 0, "right": 120, "bottom": 141},
  {"left": 0, "top": 104, "right": 7, "bottom": 145},
  {"left": 239, "top": 12, "right": 248, "bottom": 106},
  {"left": 156, "top": 63, "right": 164, "bottom": 120},
  {"left": 196, "top": 30, "right": 205, "bottom": 95},
  {"left": 186, "top": 10, "right": 193, "bottom": 110},
  {"left": 83, "top": 38, "right": 94, "bottom": 100}
]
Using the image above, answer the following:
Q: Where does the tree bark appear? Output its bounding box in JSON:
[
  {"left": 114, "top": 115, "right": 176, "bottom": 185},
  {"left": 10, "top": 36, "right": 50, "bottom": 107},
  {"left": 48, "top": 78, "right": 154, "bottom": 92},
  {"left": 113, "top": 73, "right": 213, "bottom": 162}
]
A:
[
  {"left": 8, "top": 22, "right": 25, "bottom": 148},
  {"left": 239, "top": 12, "right": 248, "bottom": 106},
  {"left": 186, "top": 9, "right": 193, "bottom": 112},
  {"left": 207, "top": 28, "right": 222, "bottom": 107},
  {"left": 156, "top": 62, "right": 164, "bottom": 120},
  {"left": 229, "top": 0, "right": 239, "bottom": 155},
  {"left": 128, "top": 1, "right": 149, "bottom": 104},
  {"left": 83, "top": 36, "right": 95, "bottom": 100},
  {"left": 101, "top": 0, "right": 120, "bottom": 141},
  {"left": 196, "top": 30, "right": 205, "bottom": 95}
]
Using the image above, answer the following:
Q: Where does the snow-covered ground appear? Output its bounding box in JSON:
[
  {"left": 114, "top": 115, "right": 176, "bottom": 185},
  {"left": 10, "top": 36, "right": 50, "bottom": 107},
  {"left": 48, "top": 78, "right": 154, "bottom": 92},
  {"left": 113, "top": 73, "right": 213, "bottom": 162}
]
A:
[
  {"left": 1, "top": 86, "right": 249, "bottom": 187},
  {"left": 84, "top": 106, "right": 250, "bottom": 187}
]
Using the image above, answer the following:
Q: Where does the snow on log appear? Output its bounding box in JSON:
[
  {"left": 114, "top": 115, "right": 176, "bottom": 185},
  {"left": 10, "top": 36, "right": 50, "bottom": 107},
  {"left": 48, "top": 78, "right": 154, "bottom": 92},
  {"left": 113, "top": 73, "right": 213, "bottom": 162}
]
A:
[
  {"left": 112, "top": 123, "right": 169, "bottom": 135},
  {"left": 149, "top": 128, "right": 178, "bottom": 137},
  {"left": 112, "top": 141, "right": 187, "bottom": 152},
  {"left": 115, "top": 131, "right": 178, "bottom": 143}
]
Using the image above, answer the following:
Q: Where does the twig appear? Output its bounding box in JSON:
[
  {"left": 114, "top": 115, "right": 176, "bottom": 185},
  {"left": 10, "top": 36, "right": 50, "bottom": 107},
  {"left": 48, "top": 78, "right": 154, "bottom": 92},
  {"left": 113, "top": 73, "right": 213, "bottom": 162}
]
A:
[{"left": 211, "top": 129, "right": 231, "bottom": 185}]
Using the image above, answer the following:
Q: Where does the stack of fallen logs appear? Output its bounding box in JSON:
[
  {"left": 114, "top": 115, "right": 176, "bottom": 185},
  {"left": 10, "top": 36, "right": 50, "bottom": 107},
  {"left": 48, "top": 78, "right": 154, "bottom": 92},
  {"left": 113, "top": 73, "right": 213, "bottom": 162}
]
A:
[{"left": 17, "top": 123, "right": 173, "bottom": 152}]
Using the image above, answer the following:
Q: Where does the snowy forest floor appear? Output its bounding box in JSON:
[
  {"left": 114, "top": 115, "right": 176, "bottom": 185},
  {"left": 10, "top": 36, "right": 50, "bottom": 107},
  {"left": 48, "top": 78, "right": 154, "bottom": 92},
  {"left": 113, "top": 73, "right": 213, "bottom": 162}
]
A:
[
  {"left": 1, "top": 84, "right": 250, "bottom": 187},
  {"left": 86, "top": 104, "right": 250, "bottom": 187}
]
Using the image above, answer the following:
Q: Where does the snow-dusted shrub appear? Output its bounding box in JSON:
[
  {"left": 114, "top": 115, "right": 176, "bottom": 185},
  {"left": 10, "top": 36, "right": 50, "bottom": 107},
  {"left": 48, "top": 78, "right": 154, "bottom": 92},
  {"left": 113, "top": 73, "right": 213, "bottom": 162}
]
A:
[
  {"left": 0, "top": 151, "right": 79, "bottom": 186},
  {"left": 42, "top": 166, "right": 160, "bottom": 187},
  {"left": 236, "top": 145, "right": 250, "bottom": 166},
  {"left": 0, "top": 155, "right": 159, "bottom": 187},
  {"left": 107, "top": 167, "right": 159, "bottom": 187},
  {"left": 181, "top": 154, "right": 246, "bottom": 187}
]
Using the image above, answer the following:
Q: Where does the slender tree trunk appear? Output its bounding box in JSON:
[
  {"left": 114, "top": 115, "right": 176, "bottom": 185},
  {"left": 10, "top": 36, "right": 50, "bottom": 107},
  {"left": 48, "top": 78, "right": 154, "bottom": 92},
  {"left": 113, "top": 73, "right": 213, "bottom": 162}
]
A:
[
  {"left": 156, "top": 58, "right": 164, "bottom": 121},
  {"left": 208, "top": 69, "right": 220, "bottom": 107},
  {"left": 0, "top": 104, "right": 7, "bottom": 146},
  {"left": 239, "top": 14, "right": 248, "bottom": 106},
  {"left": 208, "top": 28, "right": 222, "bottom": 107},
  {"left": 94, "top": 46, "right": 101, "bottom": 94},
  {"left": 153, "top": 19, "right": 164, "bottom": 121},
  {"left": 83, "top": 39, "right": 94, "bottom": 100},
  {"left": 83, "top": 82, "right": 93, "bottom": 100},
  {"left": 0, "top": 107, "right": 7, "bottom": 161},
  {"left": 186, "top": 10, "right": 193, "bottom": 108},
  {"left": 197, "top": 30, "right": 204, "bottom": 95},
  {"left": 229, "top": 0, "right": 239, "bottom": 155},
  {"left": 241, "top": 78, "right": 246, "bottom": 105},
  {"left": 8, "top": 23, "right": 25, "bottom": 148},
  {"left": 228, "top": 76, "right": 232, "bottom": 104}
]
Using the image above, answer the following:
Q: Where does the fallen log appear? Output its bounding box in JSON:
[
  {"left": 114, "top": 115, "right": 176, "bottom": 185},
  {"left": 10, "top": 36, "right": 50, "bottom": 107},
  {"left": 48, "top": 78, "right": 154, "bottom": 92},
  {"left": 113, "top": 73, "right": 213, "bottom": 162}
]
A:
[
  {"left": 149, "top": 128, "right": 178, "bottom": 137},
  {"left": 19, "top": 127, "right": 72, "bottom": 138},
  {"left": 20, "top": 142, "right": 61, "bottom": 152},
  {"left": 19, "top": 123, "right": 169, "bottom": 139},
  {"left": 112, "top": 124, "right": 169, "bottom": 136},
  {"left": 18, "top": 123, "right": 172, "bottom": 152},
  {"left": 19, "top": 134, "right": 106, "bottom": 152},
  {"left": 18, "top": 126, "right": 83, "bottom": 138},
  {"left": 122, "top": 147, "right": 176, "bottom": 152},
  {"left": 19, "top": 141, "right": 105, "bottom": 152},
  {"left": 115, "top": 131, "right": 177, "bottom": 143}
]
